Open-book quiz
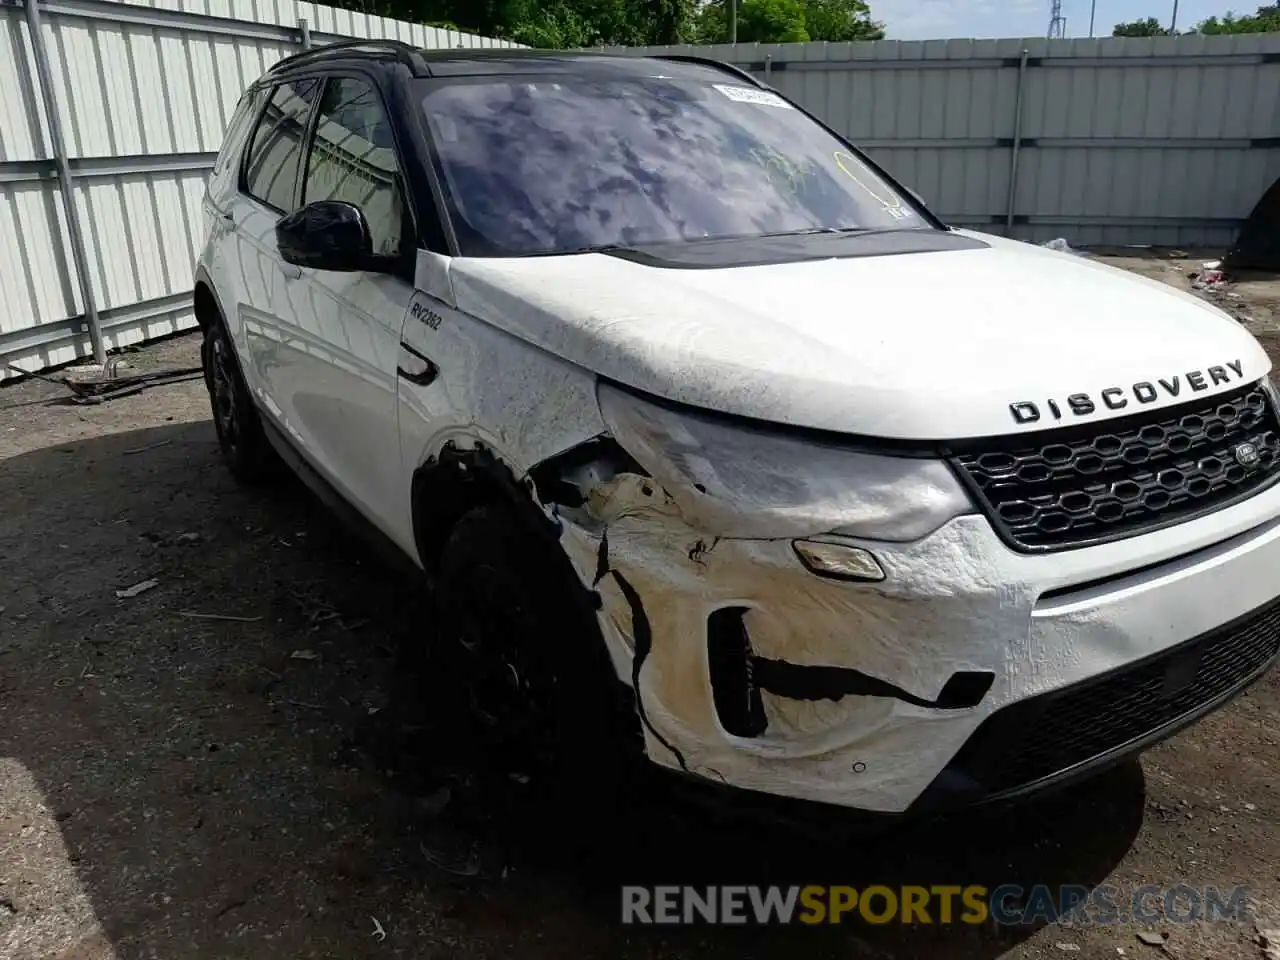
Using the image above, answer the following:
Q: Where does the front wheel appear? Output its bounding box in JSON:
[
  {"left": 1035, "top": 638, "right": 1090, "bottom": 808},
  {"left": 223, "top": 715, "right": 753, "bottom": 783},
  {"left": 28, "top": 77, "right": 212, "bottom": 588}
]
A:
[{"left": 434, "top": 503, "right": 642, "bottom": 801}]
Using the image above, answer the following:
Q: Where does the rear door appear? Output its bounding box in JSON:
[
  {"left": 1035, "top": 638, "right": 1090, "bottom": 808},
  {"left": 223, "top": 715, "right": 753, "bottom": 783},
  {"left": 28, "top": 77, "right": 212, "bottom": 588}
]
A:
[
  {"left": 199, "top": 84, "right": 266, "bottom": 334},
  {"left": 235, "top": 77, "right": 321, "bottom": 420}
]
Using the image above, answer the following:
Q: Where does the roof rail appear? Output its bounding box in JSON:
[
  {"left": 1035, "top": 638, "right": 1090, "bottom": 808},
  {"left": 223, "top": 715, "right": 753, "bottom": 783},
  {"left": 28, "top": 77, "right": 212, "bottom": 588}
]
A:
[
  {"left": 652, "top": 54, "right": 764, "bottom": 88},
  {"left": 269, "top": 38, "right": 428, "bottom": 75}
]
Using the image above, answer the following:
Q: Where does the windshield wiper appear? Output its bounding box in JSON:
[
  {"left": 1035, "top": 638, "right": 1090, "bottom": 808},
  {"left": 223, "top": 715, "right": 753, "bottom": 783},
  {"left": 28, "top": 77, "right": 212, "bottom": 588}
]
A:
[
  {"left": 522, "top": 243, "right": 641, "bottom": 258},
  {"left": 757, "top": 227, "right": 847, "bottom": 238},
  {"left": 564, "top": 244, "right": 636, "bottom": 255},
  {"left": 757, "top": 226, "right": 924, "bottom": 239}
]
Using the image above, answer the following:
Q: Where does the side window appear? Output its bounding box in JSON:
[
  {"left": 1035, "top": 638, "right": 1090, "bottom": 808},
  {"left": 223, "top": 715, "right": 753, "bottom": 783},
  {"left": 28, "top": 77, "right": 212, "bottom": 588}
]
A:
[
  {"left": 242, "top": 78, "right": 320, "bottom": 212},
  {"left": 213, "top": 86, "right": 265, "bottom": 178},
  {"left": 302, "top": 77, "right": 405, "bottom": 258}
]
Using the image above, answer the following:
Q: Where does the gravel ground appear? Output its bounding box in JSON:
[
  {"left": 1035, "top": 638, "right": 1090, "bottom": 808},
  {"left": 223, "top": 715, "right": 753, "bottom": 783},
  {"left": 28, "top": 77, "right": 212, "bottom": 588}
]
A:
[{"left": 1, "top": 255, "right": 1279, "bottom": 960}]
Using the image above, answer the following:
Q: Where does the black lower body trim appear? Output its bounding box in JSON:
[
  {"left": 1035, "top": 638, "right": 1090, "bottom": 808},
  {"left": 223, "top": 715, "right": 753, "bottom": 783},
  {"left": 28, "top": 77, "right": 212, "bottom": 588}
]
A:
[{"left": 258, "top": 414, "right": 422, "bottom": 579}]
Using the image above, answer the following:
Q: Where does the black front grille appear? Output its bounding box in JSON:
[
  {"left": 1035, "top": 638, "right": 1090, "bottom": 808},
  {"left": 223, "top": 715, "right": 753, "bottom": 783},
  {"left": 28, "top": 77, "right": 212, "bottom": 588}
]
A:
[
  {"left": 952, "top": 383, "right": 1280, "bottom": 551},
  {"left": 935, "top": 596, "right": 1280, "bottom": 799}
]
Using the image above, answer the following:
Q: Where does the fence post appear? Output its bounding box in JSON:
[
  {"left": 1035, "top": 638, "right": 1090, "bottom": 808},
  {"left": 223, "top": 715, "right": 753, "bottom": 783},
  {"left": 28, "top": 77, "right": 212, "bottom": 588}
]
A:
[
  {"left": 1004, "top": 47, "right": 1029, "bottom": 235},
  {"left": 297, "top": 17, "right": 311, "bottom": 49},
  {"left": 22, "top": 0, "right": 106, "bottom": 366}
]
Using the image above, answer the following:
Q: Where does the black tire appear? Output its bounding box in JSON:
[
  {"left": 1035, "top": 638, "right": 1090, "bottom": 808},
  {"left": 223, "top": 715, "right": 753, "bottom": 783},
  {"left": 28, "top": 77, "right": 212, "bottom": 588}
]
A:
[
  {"left": 435, "top": 503, "right": 643, "bottom": 805},
  {"left": 201, "top": 319, "right": 277, "bottom": 484}
]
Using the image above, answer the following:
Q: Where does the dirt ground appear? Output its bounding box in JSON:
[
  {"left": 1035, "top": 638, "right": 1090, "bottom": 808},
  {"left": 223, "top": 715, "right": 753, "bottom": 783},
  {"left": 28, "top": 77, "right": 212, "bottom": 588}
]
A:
[{"left": 1, "top": 253, "right": 1279, "bottom": 960}]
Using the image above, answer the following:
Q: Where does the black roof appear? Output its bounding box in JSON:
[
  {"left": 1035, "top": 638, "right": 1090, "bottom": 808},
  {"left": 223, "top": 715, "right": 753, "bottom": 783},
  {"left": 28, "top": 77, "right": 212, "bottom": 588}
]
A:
[{"left": 266, "top": 40, "right": 759, "bottom": 86}]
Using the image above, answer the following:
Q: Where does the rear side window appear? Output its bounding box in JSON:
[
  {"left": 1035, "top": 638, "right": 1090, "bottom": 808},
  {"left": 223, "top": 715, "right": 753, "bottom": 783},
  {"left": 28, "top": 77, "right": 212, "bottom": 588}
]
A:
[
  {"left": 242, "top": 78, "right": 320, "bottom": 212},
  {"left": 213, "top": 86, "right": 266, "bottom": 178},
  {"left": 302, "top": 77, "right": 405, "bottom": 257}
]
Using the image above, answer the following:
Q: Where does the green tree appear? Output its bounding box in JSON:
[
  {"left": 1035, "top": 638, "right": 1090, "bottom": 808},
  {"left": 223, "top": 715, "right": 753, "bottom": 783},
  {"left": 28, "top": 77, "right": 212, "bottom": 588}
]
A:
[
  {"left": 740, "top": 0, "right": 810, "bottom": 41},
  {"left": 383, "top": 0, "right": 696, "bottom": 46},
  {"left": 1194, "top": 4, "right": 1280, "bottom": 33},
  {"left": 691, "top": 0, "right": 726, "bottom": 40},
  {"left": 650, "top": 0, "right": 697, "bottom": 43},
  {"left": 508, "top": 5, "right": 596, "bottom": 46},
  {"left": 694, "top": 0, "right": 810, "bottom": 42},
  {"left": 331, "top": 0, "right": 900, "bottom": 46},
  {"left": 1111, "top": 16, "right": 1170, "bottom": 36},
  {"left": 804, "top": 0, "right": 885, "bottom": 40}
]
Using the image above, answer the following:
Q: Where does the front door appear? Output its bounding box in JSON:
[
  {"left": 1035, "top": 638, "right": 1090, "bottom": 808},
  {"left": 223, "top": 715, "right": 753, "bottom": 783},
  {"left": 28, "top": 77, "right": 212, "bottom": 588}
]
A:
[{"left": 279, "top": 74, "right": 415, "bottom": 541}]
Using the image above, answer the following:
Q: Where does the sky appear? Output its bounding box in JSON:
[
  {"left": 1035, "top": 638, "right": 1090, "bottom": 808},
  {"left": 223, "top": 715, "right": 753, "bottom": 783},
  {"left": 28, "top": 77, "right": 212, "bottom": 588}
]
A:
[{"left": 872, "top": 0, "right": 1232, "bottom": 39}]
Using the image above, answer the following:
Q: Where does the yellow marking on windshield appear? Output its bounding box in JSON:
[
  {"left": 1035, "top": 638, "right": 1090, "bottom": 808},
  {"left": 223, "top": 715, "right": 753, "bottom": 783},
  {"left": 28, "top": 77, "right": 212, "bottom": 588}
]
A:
[
  {"left": 833, "top": 151, "right": 905, "bottom": 215},
  {"left": 747, "top": 145, "right": 814, "bottom": 194}
]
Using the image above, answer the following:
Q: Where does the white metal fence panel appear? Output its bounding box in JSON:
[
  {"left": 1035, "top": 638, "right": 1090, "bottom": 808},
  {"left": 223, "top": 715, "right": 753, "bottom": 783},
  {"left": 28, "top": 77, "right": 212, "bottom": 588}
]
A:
[
  {"left": 5, "top": 27, "right": 1280, "bottom": 380},
  {"left": 0, "top": 0, "right": 515, "bottom": 380},
  {"left": 617, "top": 35, "right": 1280, "bottom": 249}
]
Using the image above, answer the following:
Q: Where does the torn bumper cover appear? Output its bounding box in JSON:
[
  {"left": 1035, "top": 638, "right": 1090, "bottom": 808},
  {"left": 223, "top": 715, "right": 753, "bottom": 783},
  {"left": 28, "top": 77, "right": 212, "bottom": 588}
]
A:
[{"left": 536, "top": 387, "right": 1280, "bottom": 816}]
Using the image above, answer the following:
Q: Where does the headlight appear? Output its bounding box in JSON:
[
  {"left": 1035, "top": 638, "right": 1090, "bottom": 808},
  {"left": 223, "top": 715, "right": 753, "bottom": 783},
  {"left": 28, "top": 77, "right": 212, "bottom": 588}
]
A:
[{"left": 596, "top": 382, "right": 974, "bottom": 541}]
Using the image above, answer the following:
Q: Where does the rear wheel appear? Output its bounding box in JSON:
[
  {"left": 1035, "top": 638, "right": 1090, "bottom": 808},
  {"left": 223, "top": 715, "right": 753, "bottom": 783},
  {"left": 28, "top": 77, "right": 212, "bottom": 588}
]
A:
[
  {"left": 202, "top": 320, "right": 276, "bottom": 483},
  {"left": 434, "top": 503, "right": 642, "bottom": 807}
]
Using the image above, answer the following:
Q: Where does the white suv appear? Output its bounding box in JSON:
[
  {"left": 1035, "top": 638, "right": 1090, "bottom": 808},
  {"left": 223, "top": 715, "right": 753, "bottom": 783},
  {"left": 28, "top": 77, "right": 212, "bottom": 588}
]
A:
[{"left": 196, "top": 41, "right": 1280, "bottom": 817}]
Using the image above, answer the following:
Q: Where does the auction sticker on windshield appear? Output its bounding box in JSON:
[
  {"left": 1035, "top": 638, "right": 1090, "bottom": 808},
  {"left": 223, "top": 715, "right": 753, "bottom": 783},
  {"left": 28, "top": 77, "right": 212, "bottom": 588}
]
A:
[{"left": 713, "top": 84, "right": 794, "bottom": 109}]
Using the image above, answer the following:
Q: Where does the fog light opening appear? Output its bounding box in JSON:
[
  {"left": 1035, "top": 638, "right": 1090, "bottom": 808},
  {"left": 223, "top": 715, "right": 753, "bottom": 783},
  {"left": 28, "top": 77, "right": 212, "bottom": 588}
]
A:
[
  {"left": 707, "top": 607, "right": 768, "bottom": 738},
  {"left": 793, "top": 540, "right": 885, "bottom": 582}
]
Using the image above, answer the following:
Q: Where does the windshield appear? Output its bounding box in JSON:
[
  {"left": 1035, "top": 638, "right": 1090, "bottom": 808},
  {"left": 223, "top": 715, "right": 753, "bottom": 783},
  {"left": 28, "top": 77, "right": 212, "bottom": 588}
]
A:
[{"left": 418, "top": 73, "right": 927, "bottom": 256}]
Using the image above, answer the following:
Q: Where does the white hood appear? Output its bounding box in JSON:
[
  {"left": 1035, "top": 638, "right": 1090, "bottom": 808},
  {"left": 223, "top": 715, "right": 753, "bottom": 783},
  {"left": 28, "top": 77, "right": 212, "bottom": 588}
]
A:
[{"left": 447, "top": 231, "right": 1270, "bottom": 439}]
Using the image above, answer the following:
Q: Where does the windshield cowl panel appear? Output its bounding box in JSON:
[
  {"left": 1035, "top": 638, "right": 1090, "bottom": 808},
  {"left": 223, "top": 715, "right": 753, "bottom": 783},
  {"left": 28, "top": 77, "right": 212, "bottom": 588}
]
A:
[{"left": 418, "top": 75, "right": 931, "bottom": 258}]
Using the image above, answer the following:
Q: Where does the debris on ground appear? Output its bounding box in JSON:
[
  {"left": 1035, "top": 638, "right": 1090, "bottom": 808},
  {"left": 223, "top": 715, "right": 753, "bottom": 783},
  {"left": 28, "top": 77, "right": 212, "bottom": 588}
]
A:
[
  {"left": 114, "top": 578, "right": 159, "bottom": 600},
  {"left": 122, "top": 439, "right": 173, "bottom": 455},
  {"left": 178, "top": 612, "right": 263, "bottom": 623},
  {"left": 1055, "top": 943, "right": 1081, "bottom": 952},
  {"left": 370, "top": 915, "right": 386, "bottom": 942},
  {"left": 420, "top": 839, "right": 483, "bottom": 878},
  {"left": 175, "top": 532, "right": 202, "bottom": 545},
  {"left": 1136, "top": 930, "right": 1166, "bottom": 946},
  {"left": 286, "top": 583, "right": 350, "bottom": 632},
  {"left": 67, "top": 365, "right": 205, "bottom": 405},
  {"left": 1192, "top": 264, "right": 1228, "bottom": 292},
  {"left": 289, "top": 649, "right": 320, "bottom": 661},
  {"left": 1043, "top": 237, "right": 1082, "bottom": 254}
]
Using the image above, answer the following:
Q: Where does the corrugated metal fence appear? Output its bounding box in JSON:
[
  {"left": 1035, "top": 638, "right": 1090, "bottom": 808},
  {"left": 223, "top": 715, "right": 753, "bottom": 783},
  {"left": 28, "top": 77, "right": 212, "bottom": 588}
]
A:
[
  {"left": 4, "top": 27, "right": 1280, "bottom": 379},
  {"left": 0, "top": 0, "right": 514, "bottom": 380},
  {"left": 619, "top": 35, "right": 1280, "bottom": 249}
]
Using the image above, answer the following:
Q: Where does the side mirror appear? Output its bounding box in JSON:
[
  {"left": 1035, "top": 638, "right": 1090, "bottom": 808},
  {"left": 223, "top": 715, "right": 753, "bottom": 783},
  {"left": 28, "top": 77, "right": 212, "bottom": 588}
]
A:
[{"left": 276, "top": 200, "right": 374, "bottom": 271}]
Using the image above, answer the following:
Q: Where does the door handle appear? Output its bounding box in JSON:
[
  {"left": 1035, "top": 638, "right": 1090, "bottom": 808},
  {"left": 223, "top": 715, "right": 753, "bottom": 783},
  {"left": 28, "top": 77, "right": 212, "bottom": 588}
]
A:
[
  {"left": 277, "top": 261, "right": 303, "bottom": 281},
  {"left": 397, "top": 342, "right": 439, "bottom": 386}
]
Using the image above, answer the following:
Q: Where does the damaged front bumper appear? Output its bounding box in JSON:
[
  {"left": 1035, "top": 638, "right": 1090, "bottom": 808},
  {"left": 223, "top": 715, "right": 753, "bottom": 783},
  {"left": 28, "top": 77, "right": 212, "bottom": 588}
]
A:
[{"left": 549, "top": 472, "right": 1280, "bottom": 816}]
